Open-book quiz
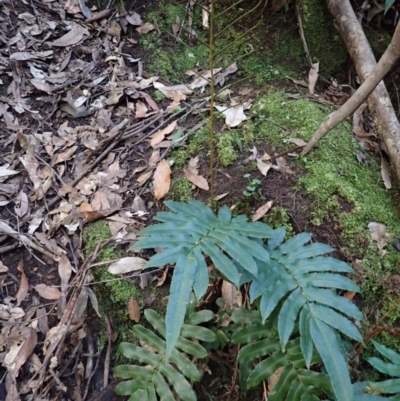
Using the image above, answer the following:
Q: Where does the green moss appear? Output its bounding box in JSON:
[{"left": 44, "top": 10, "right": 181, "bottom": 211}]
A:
[
  {"left": 365, "top": 28, "right": 392, "bottom": 57},
  {"left": 168, "top": 177, "right": 193, "bottom": 202},
  {"left": 83, "top": 222, "right": 138, "bottom": 354},
  {"left": 301, "top": 0, "right": 348, "bottom": 75},
  {"left": 216, "top": 132, "right": 238, "bottom": 166},
  {"left": 266, "top": 206, "right": 294, "bottom": 238}
]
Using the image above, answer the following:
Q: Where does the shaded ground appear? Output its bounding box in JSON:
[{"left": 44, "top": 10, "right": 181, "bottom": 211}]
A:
[{"left": 1, "top": 0, "right": 400, "bottom": 400}]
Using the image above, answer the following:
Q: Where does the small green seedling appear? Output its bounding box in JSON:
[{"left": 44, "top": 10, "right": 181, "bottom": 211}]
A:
[{"left": 243, "top": 174, "right": 262, "bottom": 198}]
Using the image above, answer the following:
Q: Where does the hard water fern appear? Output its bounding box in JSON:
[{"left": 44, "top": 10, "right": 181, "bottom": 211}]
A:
[
  {"left": 251, "top": 228, "right": 365, "bottom": 401},
  {"left": 231, "top": 308, "right": 334, "bottom": 400},
  {"left": 130, "top": 200, "right": 370, "bottom": 401},
  {"left": 114, "top": 309, "right": 216, "bottom": 401},
  {"left": 131, "top": 200, "right": 275, "bottom": 356}
]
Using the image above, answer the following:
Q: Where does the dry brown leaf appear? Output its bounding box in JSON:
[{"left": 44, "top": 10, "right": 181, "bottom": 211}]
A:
[
  {"left": 215, "top": 192, "right": 229, "bottom": 201},
  {"left": 275, "top": 157, "right": 294, "bottom": 175},
  {"left": 138, "top": 91, "right": 159, "bottom": 111},
  {"left": 381, "top": 159, "right": 392, "bottom": 189},
  {"left": 252, "top": 201, "right": 273, "bottom": 222},
  {"left": 137, "top": 171, "right": 153, "bottom": 185},
  {"left": 5, "top": 326, "right": 38, "bottom": 378},
  {"left": 215, "top": 104, "right": 248, "bottom": 127},
  {"left": 150, "top": 120, "right": 177, "bottom": 147},
  {"left": 58, "top": 255, "right": 72, "bottom": 293},
  {"left": 268, "top": 367, "right": 284, "bottom": 393},
  {"left": 128, "top": 296, "right": 141, "bottom": 322},
  {"left": 368, "top": 222, "right": 389, "bottom": 256},
  {"left": 153, "top": 159, "right": 171, "bottom": 200},
  {"left": 256, "top": 159, "right": 272, "bottom": 176},
  {"left": 54, "top": 146, "right": 78, "bottom": 164},
  {"left": 308, "top": 62, "right": 319, "bottom": 95},
  {"left": 184, "top": 157, "right": 209, "bottom": 191},
  {"left": 343, "top": 291, "right": 356, "bottom": 300},
  {"left": 34, "top": 284, "right": 61, "bottom": 300},
  {"left": 108, "top": 257, "right": 147, "bottom": 274},
  {"left": 136, "top": 22, "right": 155, "bottom": 34},
  {"left": 153, "top": 82, "right": 193, "bottom": 99},
  {"left": 221, "top": 280, "right": 242, "bottom": 310},
  {"left": 15, "top": 260, "right": 29, "bottom": 305},
  {"left": 52, "top": 25, "right": 88, "bottom": 47},
  {"left": 37, "top": 307, "right": 49, "bottom": 335},
  {"left": 287, "top": 138, "right": 307, "bottom": 147},
  {"left": 135, "top": 100, "right": 148, "bottom": 118},
  {"left": 0, "top": 261, "right": 9, "bottom": 272},
  {"left": 156, "top": 267, "right": 169, "bottom": 287},
  {"left": 14, "top": 190, "right": 29, "bottom": 218}
]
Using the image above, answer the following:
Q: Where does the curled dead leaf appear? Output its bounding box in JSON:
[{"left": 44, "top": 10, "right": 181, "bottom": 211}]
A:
[
  {"left": 252, "top": 201, "right": 273, "bottom": 222},
  {"left": 108, "top": 257, "right": 147, "bottom": 274},
  {"left": 153, "top": 160, "right": 171, "bottom": 200},
  {"left": 34, "top": 284, "right": 61, "bottom": 300},
  {"left": 128, "top": 296, "right": 141, "bottom": 322}
]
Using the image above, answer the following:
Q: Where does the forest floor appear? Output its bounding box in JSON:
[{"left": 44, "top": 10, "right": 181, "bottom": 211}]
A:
[{"left": 1, "top": 0, "right": 400, "bottom": 400}]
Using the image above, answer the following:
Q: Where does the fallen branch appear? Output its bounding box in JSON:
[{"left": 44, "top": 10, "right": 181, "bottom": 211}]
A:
[{"left": 303, "top": 1, "right": 400, "bottom": 180}]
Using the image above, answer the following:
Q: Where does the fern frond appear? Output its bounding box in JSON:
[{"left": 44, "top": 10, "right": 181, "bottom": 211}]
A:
[
  {"left": 114, "top": 309, "right": 216, "bottom": 401},
  {"left": 131, "top": 200, "right": 276, "bottom": 356},
  {"left": 231, "top": 308, "right": 333, "bottom": 400},
  {"left": 249, "top": 233, "right": 364, "bottom": 401}
]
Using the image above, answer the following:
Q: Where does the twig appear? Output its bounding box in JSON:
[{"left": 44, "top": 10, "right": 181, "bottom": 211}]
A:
[
  {"left": 103, "top": 314, "right": 112, "bottom": 388},
  {"left": 295, "top": 0, "right": 313, "bottom": 67}
]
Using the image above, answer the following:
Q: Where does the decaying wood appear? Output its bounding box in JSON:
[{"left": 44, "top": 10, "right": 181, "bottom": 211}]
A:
[{"left": 303, "top": 0, "right": 400, "bottom": 181}]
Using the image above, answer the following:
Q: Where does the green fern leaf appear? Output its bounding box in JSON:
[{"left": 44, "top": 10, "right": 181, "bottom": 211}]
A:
[
  {"left": 299, "top": 306, "right": 313, "bottom": 369},
  {"left": 368, "top": 357, "right": 400, "bottom": 377},
  {"left": 310, "top": 304, "right": 363, "bottom": 343},
  {"left": 278, "top": 287, "right": 306, "bottom": 348},
  {"left": 114, "top": 380, "right": 145, "bottom": 396},
  {"left": 113, "top": 364, "right": 153, "bottom": 380},
  {"left": 353, "top": 382, "right": 393, "bottom": 400},
  {"left": 166, "top": 252, "right": 198, "bottom": 356},
  {"left": 309, "top": 318, "right": 353, "bottom": 401},
  {"left": 303, "top": 288, "right": 363, "bottom": 320},
  {"left": 259, "top": 277, "right": 297, "bottom": 321},
  {"left": 199, "top": 238, "right": 240, "bottom": 285},
  {"left": 218, "top": 205, "right": 232, "bottom": 222},
  {"left": 146, "top": 246, "right": 188, "bottom": 268},
  {"left": 288, "top": 256, "right": 355, "bottom": 275},
  {"left": 280, "top": 243, "right": 334, "bottom": 263},
  {"left": 186, "top": 310, "right": 214, "bottom": 325},
  {"left": 371, "top": 340, "right": 400, "bottom": 365},
  {"left": 231, "top": 308, "right": 262, "bottom": 324},
  {"left": 232, "top": 322, "right": 274, "bottom": 343},
  {"left": 193, "top": 246, "right": 209, "bottom": 299},
  {"left": 267, "top": 227, "right": 286, "bottom": 251},
  {"left": 247, "top": 350, "right": 288, "bottom": 388},
  {"left": 152, "top": 371, "right": 175, "bottom": 401},
  {"left": 132, "top": 325, "right": 200, "bottom": 381},
  {"left": 158, "top": 361, "right": 197, "bottom": 401},
  {"left": 298, "top": 272, "right": 359, "bottom": 292},
  {"left": 279, "top": 232, "right": 312, "bottom": 253},
  {"left": 115, "top": 308, "right": 216, "bottom": 401},
  {"left": 144, "top": 309, "right": 209, "bottom": 358},
  {"left": 181, "top": 324, "right": 216, "bottom": 342},
  {"left": 237, "top": 337, "right": 281, "bottom": 362},
  {"left": 128, "top": 387, "right": 150, "bottom": 401}
]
